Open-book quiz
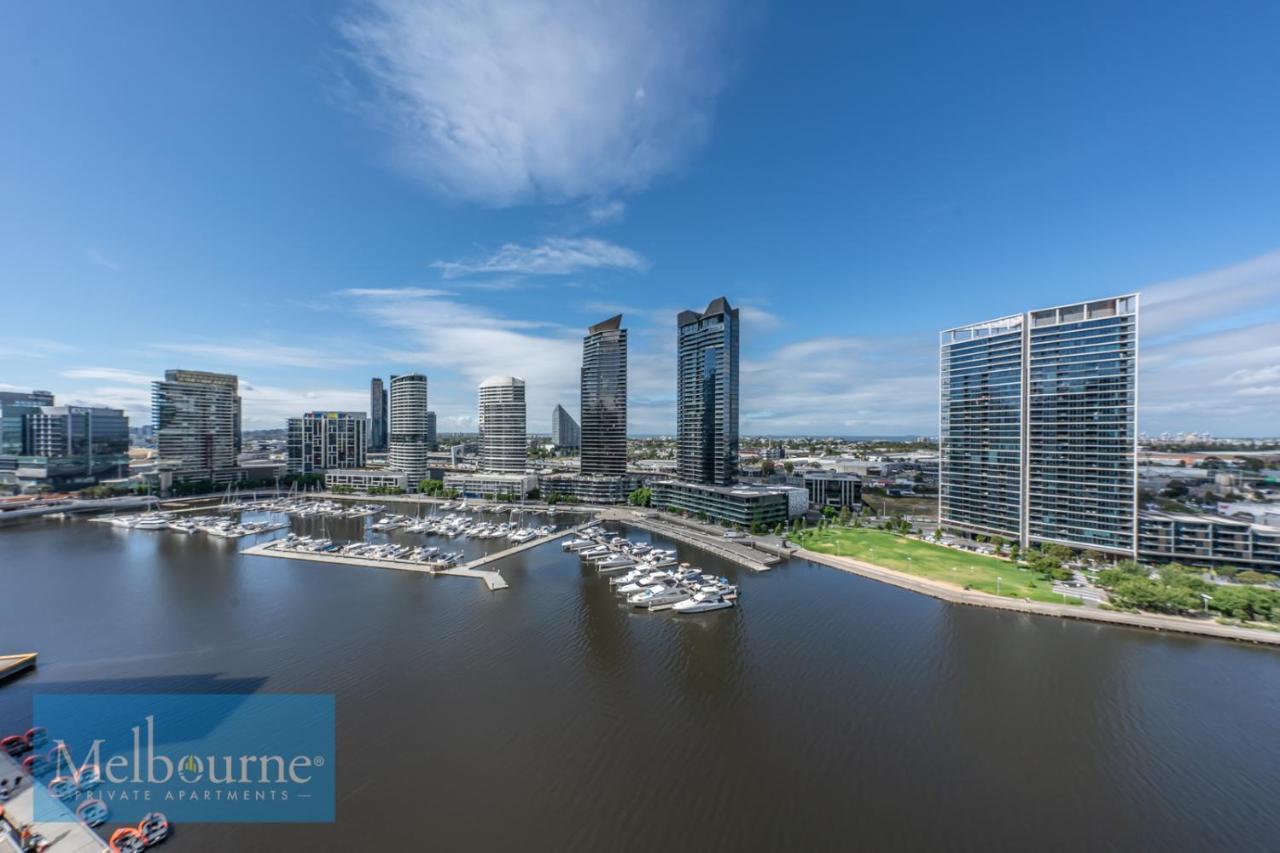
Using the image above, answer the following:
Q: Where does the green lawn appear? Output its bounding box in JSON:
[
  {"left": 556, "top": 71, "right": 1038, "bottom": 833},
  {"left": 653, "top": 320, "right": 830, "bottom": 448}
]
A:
[{"left": 796, "top": 526, "right": 1081, "bottom": 605}]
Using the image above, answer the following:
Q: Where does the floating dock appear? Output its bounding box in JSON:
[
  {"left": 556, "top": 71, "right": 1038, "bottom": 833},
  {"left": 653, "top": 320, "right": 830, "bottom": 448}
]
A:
[
  {"left": 241, "top": 528, "right": 575, "bottom": 591},
  {"left": 0, "top": 749, "right": 108, "bottom": 852},
  {"left": 600, "top": 510, "right": 777, "bottom": 572},
  {"left": 0, "top": 652, "right": 37, "bottom": 682}
]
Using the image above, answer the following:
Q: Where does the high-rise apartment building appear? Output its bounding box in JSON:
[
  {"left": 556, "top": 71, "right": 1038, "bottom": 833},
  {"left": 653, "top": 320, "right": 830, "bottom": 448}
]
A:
[
  {"left": 369, "top": 378, "right": 388, "bottom": 451},
  {"left": 676, "top": 297, "right": 739, "bottom": 486},
  {"left": 388, "top": 374, "right": 430, "bottom": 484},
  {"left": 152, "top": 369, "right": 242, "bottom": 483},
  {"left": 551, "top": 404, "right": 580, "bottom": 450},
  {"left": 580, "top": 314, "right": 626, "bottom": 475},
  {"left": 287, "top": 411, "right": 367, "bottom": 475},
  {"left": 939, "top": 294, "right": 1139, "bottom": 555},
  {"left": 478, "top": 376, "right": 526, "bottom": 473},
  {"left": 426, "top": 410, "right": 438, "bottom": 452}
]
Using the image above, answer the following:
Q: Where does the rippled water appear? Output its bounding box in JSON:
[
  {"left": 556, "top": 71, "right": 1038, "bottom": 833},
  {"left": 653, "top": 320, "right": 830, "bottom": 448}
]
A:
[{"left": 2, "top": 513, "right": 1278, "bottom": 851}]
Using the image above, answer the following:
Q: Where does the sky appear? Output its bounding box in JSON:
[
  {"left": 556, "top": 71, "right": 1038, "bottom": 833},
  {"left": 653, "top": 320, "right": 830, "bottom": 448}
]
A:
[{"left": 3, "top": 0, "right": 1279, "bottom": 436}]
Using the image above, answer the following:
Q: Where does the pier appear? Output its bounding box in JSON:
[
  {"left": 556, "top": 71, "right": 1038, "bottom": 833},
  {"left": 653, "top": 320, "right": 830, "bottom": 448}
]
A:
[
  {"left": 241, "top": 527, "right": 576, "bottom": 591},
  {"left": 0, "top": 749, "right": 108, "bottom": 853},
  {"left": 0, "top": 653, "right": 37, "bottom": 683}
]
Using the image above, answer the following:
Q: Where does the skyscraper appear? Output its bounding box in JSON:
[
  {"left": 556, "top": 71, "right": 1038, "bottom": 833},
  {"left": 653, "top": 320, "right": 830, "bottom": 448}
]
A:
[
  {"left": 939, "top": 294, "right": 1139, "bottom": 555},
  {"left": 580, "top": 314, "right": 626, "bottom": 475},
  {"left": 15, "top": 404, "right": 129, "bottom": 488},
  {"left": 426, "top": 410, "right": 438, "bottom": 452},
  {"left": 152, "top": 369, "right": 242, "bottom": 483},
  {"left": 388, "top": 373, "right": 430, "bottom": 484},
  {"left": 551, "top": 404, "right": 580, "bottom": 450},
  {"left": 369, "top": 377, "right": 388, "bottom": 451},
  {"left": 676, "top": 297, "right": 739, "bottom": 486},
  {"left": 478, "top": 376, "right": 526, "bottom": 473},
  {"left": 287, "top": 411, "right": 367, "bottom": 475}
]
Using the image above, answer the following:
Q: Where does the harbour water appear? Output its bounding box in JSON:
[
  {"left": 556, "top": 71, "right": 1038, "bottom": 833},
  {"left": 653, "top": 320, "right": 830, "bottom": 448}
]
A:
[{"left": 2, "top": 512, "right": 1279, "bottom": 850}]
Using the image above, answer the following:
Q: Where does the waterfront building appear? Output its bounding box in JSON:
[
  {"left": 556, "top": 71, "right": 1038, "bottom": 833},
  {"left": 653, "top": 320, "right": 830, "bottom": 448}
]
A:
[
  {"left": 650, "top": 481, "right": 804, "bottom": 528},
  {"left": 803, "top": 471, "right": 863, "bottom": 510},
  {"left": 478, "top": 376, "right": 527, "bottom": 473},
  {"left": 581, "top": 315, "right": 627, "bottom": 474},
  {"left": 152, "top": 369, "right": 242, "bottom": 483},
  {"left": 9, "top": 405, "right": 129, "bottom": 489},
  {"left": 551, "top": 404, "right": 580, "bottom": 450},
  {"left": 325, "top": 468, "right": 409, "bottom": 493},
  {"left": 1138, "top": 510, "right": 1280, "bottom": 574},
  {"left": 388, "top": 373, "right": 431, "bottom": 486},
  {"left": 443, "top": 470, "right": 536, "bottom": 500},
  {"left": 426, "top": 410, "right": 438, "bottom": 451},
  {"left": 676, "top": 298, "right": 739, "bottom": 486},
  {"left": 1, "top": 390, "right": 57, "bottom": 467},
  {"left": 939, "top": 294, "right": 1138, "bottom": 555},
  {"left": 537, "top": 472, "right": 638, "bottom": 504},
  {"left": 369, "top": 378, "right": 388, "bottom": 451},
  {"left": 287, "top": 411, "right": 367, "bottom": 475}
]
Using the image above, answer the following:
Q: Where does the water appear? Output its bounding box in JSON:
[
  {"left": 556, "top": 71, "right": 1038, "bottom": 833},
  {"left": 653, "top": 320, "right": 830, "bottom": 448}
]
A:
[{"left": 2, "top": 514, "right": 1279, "bottom": 851}]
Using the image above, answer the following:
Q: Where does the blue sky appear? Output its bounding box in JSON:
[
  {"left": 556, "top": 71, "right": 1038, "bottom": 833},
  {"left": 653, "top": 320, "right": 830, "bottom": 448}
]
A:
[{"left": 4, "top": 0, "right": 1279, "bottom": 436}]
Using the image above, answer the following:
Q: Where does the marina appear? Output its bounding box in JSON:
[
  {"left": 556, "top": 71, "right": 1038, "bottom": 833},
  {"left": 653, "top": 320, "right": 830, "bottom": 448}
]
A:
[{"left": 567, "top": 526, "right": 740, "bottom": 613}]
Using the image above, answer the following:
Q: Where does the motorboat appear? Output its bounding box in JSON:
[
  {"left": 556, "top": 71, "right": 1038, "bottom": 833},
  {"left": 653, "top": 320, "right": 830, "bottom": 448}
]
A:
[
  {"left": 596, "top": 556, "right": 636, "bottom": 573},
  {"left": 673, "top": 592, "right": 735, "bottom": 613}
]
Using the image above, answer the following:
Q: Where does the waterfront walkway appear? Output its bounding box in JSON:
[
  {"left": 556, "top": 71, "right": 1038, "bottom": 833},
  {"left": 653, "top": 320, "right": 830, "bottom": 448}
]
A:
[
  {"left": 0, "top": 750, "right": 107, "bottom": 853},
  {"left": 795, "top": 547, "right": 1280, "bottom": 647},
  {"left": 241, "top": 528, "right": 576, "bottom": 591}
]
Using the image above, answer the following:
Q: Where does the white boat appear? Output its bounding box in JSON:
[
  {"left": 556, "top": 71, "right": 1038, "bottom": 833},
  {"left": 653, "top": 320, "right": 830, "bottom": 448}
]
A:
[
  {"left": 672, "top": 592, "right": 735, "bottom": 613},
  {"left": 131, "top": 514, "right": 173, "bottom": 530}
]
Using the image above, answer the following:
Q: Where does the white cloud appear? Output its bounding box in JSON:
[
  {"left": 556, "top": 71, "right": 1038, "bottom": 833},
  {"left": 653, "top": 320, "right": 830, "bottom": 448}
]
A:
[
  {"left": 150, "top": 342, "right": 370, "bottom": 369},
  {"left": 0, "top": 338, "right": 78, "bottom": 358},
  {"left": 1141, "top": 249, "right": 1280, "bottom": 339},
  {"left": 238, "top": 382, "right": 371, "bottom": 429},
  {"left": 336, "top": 0, "right": 733, "bottom": 205},
  {"left": 85, "top": 248, "right": 122, "bottom": 272},
  {"left": 585, "top": 199, "right": 627, "bottom": 225},
  {"left": 61, "top": 367, "right": 154, "bottom": 385},
  {"left": 336, "top": 287, "right": 455, "bottom": 298},
  {"left": 432, "top": 237, "right": 647, "bottom": 278}
]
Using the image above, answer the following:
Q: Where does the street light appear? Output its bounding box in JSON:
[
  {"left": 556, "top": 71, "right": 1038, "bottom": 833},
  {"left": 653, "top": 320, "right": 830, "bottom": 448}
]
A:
[
  {"left": 996, "top": 576, "right": 1002, "bottom": 595},
  {"left": 1200, "top": 593, "right": 1212, "bottom": 613}
]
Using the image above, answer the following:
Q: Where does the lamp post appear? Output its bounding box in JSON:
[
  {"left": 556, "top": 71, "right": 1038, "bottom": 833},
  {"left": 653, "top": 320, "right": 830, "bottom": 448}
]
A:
[{"left": 996, "top": 576, "right": 1002, "bottom": 596}]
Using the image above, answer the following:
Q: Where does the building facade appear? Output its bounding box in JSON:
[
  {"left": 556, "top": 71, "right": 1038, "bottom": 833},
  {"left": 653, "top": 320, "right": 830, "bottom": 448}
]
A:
[
  {"left": 10, "top": 405, "right": 129, "bottom": 489},
  {"left": 581, "top": 314, "right": 627, "bottom": 475},
  {"left": 287, "top": 411, "right": 367, "bottom": 475},
  {"left": 443, "top": 471, "right": 536, "bottom": 500},
  {"left": 325, "top": 468, "right": 408, "bottom": 493},
  {"left": 804, "top": 471, "right": 863, "bottom": 510},
  {"left": 426, "top": 410, "right": 438, "bottom": 452},
  {"left": 651, "top": 481, "right": 799, "bottom": 528},
  {"left": 369, "top": 377, "right": 388, "bottom": 451},
  {"left": 537, "top": 472, "right": 637, "bottom": 504},
  {"left": 939, "top": 294, "right": 1139, "bottom": 555},
  {"left": 1139, "top": 510, "right": 1279, "bottom": 574},
  {"left": 551, "top": 404, "right": 580, "bottom": 450},
  {"left": 478, "top": 376, "right": 527, "bottom": 473},
  {"left": 388, "top": 373, "right": 431, "bottom": 486},
  {"left": 152, "top": 369, "right": 242, "bottom": 483},
  {"left": 676, "top": 298, "right": 739, "bottom": 486}
]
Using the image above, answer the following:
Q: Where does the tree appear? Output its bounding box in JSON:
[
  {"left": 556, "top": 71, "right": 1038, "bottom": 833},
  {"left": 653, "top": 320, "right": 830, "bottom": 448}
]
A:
[
  {"left": 1236, "top": 570, "right": 1273, "bottom": 586},
  {"left": 839, "top": 506, "right": 852, "bottom": 526},
  {"left": 821, "top": 505, "right": 837, "bottom": 519},
  {"left": 783, "top": 461, "right": 795, "bottom": 475},
  {"left": 933, "top": 527, "right": 943, "bottom": 543},
  {"left": 1008, "top": 542, "right": 1020, "bottom": 563},
  {"left": 627, "top": 487, "right": 652, "bottom": 507},
  {"left": 761, "top": 459, "right": 776, "bottom": 477}
]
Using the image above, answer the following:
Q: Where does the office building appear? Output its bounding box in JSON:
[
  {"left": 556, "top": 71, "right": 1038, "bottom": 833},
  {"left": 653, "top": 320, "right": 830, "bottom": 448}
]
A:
[
  {"left": 939, "top": 294, "right": 1138, "bottom": 555},
  {"left": 9, "top": 404, "right": 129, "bottom": 489},
  {"left": 650, "top": 481, "right": 805, "bottom": 528},
  {"left": 580, "top": 314, "right": 627, "bottom": 474},
  {"left": 152, "top": 369, "right": 242, "bottom": 483},
  {"left": 803, "top": 471, "right": 863, "bottom": 510},
  {"left": 551, "top": 405, "right": 580, "bottom": 450},
  {"left": 325, "top": 468, "right": 409, "bottom": 493},
  {"left": 369, "top": 378, "right": 388, "bottom": 451},
  {"left": 287, "top": 411, "right": 367, "bottom": 475},
  {"left": 1, "top": 390, "right": 57, "bottom": 466},
  {"left": 444, "top": 470, "right": 537, "bottom": 500},
  {"left": 388, "top": 373, "right": 430, "bottom": 485},
  {"left": 676, "top": 297, "right": 739, "bottom": 486},
  {"left": 478, "top": 376, "right": 526, "bottom": 473}
]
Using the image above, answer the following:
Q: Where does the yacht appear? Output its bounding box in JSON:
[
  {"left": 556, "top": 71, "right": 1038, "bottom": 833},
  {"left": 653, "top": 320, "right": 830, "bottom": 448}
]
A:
[
  {"left": 131, "top": 513, "right": 174, "bottom": 530},
  {"left": 673, "top": 592, "right": 735, "bottom": 613}
]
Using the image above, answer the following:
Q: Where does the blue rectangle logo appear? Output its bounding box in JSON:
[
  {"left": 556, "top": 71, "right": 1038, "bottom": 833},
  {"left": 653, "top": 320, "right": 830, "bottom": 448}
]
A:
[{"left": 32, "top": 693, "right": 334, "bottom": 823}]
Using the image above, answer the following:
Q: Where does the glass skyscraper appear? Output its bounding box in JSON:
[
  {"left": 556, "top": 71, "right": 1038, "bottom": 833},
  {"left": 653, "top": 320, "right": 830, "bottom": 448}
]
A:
[
  {"left": 676, "top": 297, "right": 739, "bottom": 486},
  {"left": 580, "top": 314, "right": 626, "bottom": 475},
  {"left": 388, "top": 373, "right": 430, "bottom": 483},
  {"left": 152, "top": 369, "right": 242, "bottom": 483},
  {"left": 369, "top": 377, "right": 388, "bottom": 451},
  {"left": 939, "top": 294, "right": 1138, "bottom": 556},
  {"left": 551, "top": 404, "right": 581, "bottom": 451}
]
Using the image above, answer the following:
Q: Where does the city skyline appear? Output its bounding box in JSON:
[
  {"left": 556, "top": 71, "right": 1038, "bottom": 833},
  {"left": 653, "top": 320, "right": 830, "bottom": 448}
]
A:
[{"left": 4, "top": 3, "right": 1280, "bottom": 437}]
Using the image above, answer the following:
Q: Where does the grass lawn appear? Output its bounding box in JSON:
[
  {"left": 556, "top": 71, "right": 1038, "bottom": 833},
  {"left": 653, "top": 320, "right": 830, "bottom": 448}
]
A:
[{"left": 796, "top": 526, "right": 1081, "bottom": 605}]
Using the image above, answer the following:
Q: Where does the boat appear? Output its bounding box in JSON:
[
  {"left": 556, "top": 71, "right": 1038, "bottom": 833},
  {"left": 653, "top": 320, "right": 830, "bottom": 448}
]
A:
[{"left": 672, "top": 592, "right": 735, "bottom": 613}]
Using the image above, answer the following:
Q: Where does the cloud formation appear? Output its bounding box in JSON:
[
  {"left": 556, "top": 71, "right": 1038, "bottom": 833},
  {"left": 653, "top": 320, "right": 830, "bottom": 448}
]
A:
[
  {"left": 433, "top": 237, "right": 647, "bottom": 278},
  {"left": 337, "top": 0, "right": 732, "bottom": 205}
]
